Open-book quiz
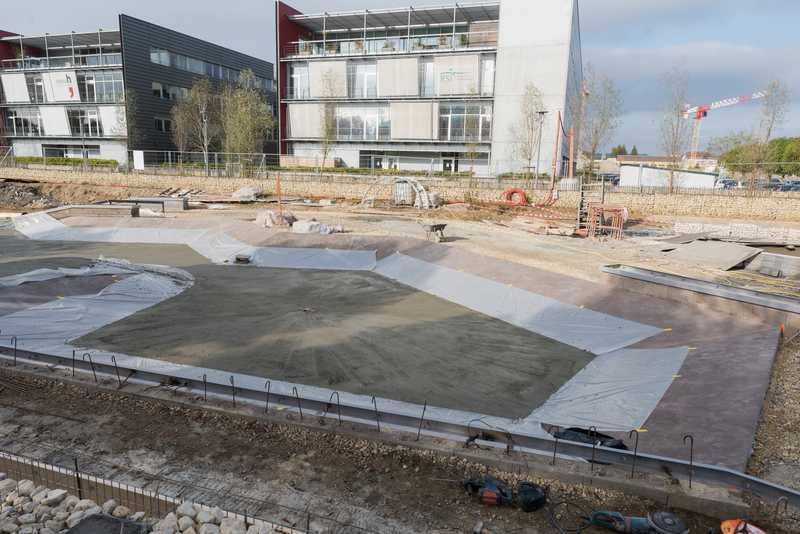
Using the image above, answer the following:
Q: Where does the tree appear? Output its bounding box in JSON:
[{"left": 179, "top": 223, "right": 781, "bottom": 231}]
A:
[
  {"left": 509, "top": 83, "right": 546, "bottom": 177},
  {"left": 124, "top": 88, "right": 144, "bottom": 150},
  {"left": 220, "top": 70, "right": 275, "bottom": 155},
  {"left": 658, "top": 67, "right": 691, "bottom": 190},
  {"left": 759, "top": 80, "right": 791, "bottom": 145},
  {"left": 171, "top": 78, "right": 220, "bottom": 173},
  {"left": 630, "top": 145, "right": 639, "bottom": 156},
  {"left": 318, "top": 69, "right": 341, "bottom": 170},
  {"left": 579, "top": 64, "right": 623, "bottom": 175},
  {"left": 610, "top": 144, "right": 628, "bottom": 157}
]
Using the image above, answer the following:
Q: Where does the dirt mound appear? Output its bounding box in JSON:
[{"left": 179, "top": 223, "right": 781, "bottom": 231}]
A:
[{"left": 0, "top": 181, "right": 59, "bottom": 210}]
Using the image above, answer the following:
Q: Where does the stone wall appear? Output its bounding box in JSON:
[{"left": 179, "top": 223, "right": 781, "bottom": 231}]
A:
[{"left": 3, "top": 166, "right": 800, "bottom": 222}]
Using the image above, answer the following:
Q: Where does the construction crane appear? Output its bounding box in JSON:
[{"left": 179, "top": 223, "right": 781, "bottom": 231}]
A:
[{"left": 684, "top": 90, "right": 767, "bottom": 157}]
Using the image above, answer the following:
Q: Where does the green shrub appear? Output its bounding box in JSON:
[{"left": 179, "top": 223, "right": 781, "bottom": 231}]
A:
[{"left": 15, "top": 156, "right": 119, "bottom": 167}]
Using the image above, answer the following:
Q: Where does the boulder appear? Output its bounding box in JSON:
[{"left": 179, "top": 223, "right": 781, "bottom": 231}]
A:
[
  {"left": 83, "top": 505, "right": 102, "bottom": 517},
  {"left": 231, "top": 187, "right": 260, "bottom": 202},
  {"left": 211, "top": 508, "right": 225, "bottom": 524},
  {"left": 198, "top": 525, "right": 221, "bottom": 534},
  {"left": 16, "top": 481, "right": 34, "bottom": 497},
  {"left": 30, "top": 489, "right": 48, "bottom": 504},
  {"left": 178, "top": 515, "right": 195, "bottom": 531},
  {"left": 195, "top": 510, "right": 215, "bottom": 525},
  {"left": 0, "top": 522, "right": 16, "bottom": 533},
  {"left": 62, "top": 496, "right": 79, "bottom": 511},
  {"left": 291, "top": 220, "right": 322, "bottom": 234},
  {"left": 129, "top": 511, "right": 145, "bottom": 522},
  {"left": 66, "top": 510, "right": 84, "bottom": 529},
  {"left": 18, "top": 514, "right": 35, "bottom": 524},
  {"left": 52, "top": 511, "right": 68, "bottom": 522},
  {"left": 44, "top": 519, "right": 64, "bottom": 531},
  {"left": 39, "top": 490, "right": 67, "bottom": 507},
  {"left": 101, "top": 499, "right": 118, "bottom": 514},
  {"left": 21, "top": 502, "right": 34, "bottom": 514},
  {"left": 39, "top": 529, "right": 56, "bottom": 534},
  {"left": 112, "top": 505, "right": 131, "bottom": 519},
  {"left": 176, "top": 502, "right": 197, "bottom": 519},
  {"left": 184, "top": 528, "right": 197, "bottom": 534},
  {"left": 219, "top": 517, "right": 246, "bottom": 534},
  {"left": 155, "top": 512, "right": 180, "bottom": 532},
  {"left": 73, "top": 499, "right": 96, "bottom": 512}
]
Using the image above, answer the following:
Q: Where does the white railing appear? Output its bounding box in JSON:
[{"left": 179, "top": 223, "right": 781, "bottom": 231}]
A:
[
  {"left": 0, "top": 53, "right": 122, "bottom": 71},
  {"left": 282, "top": 30, "right": 498, "bottom": 58}
]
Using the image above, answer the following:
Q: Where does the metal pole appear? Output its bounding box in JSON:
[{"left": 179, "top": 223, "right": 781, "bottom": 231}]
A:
[
  {"left": 535, "top": 111, "right": 547, "bottom": 180},
  {"left": 70, "top": 32, "right": 76, "bottom": 67},
  {"left": 18, "top": 35, "right": 24, "bottom": 69},
  {"left": 322, "top": 13, "right": 327, "bottom": 55},
  {"left": 568, "top": 127, "right": 574, "bottom": 179},
  {"left": 98, "top": 29, "right": 103, "bottom": 65},
  {"left": 44, "top": 34, "right": 49, "bottom": 68},
  {"left": 452, "top": 4, "right": 458, "bottom": 49},
  {"left": 407, "top": 7, "right": 412, "bottom": 50},
  {"left": 363, "top": 11, "right": 368, "bottom": 52}
]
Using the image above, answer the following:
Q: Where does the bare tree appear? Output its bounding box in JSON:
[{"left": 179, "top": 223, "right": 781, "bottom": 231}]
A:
[
  {"left": 319, "top": 70, "right": 340, "bottom": 170},
  {"left": 221, "top": 69, "right": 275, "bottom": 155},
  {"left": 579, "top": 64, "right": 622, "bottom": 176},
  {"left": 509, "top": 83, "right": 545, "bottom": 178},
  {"left": 171, "top": 78, "right": 220, "bottom": 173},
  {"left": 659, "top": 67, "right": 691, "bottom": 191},
  {"left": 759, "top": 79, "right": 791, "bottom": 144}
]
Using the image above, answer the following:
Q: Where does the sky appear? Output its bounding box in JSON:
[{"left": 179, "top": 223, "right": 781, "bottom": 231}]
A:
[{"left": 3, "top": 0, "right": 798, "bottom": 154}]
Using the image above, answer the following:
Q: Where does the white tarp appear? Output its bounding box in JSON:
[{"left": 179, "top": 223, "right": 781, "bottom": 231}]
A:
[
  {"left": 0, "top": 262, "right": 130, "bottom": 288},
  {"left": 375, "top": 252, "right": 662, "bottom": 354},
  {"left": 526, "top": 346, "right": 689, "bottom": 431}
]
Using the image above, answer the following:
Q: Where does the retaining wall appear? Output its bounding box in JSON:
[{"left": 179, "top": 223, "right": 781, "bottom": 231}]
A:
[{"left": 3, "top": 166, "right": 800, "bottom": 222}]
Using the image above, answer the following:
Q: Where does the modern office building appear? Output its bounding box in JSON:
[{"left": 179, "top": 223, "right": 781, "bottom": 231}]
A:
[
  {"left": 275, "top": 0, "right": 582, "bottom": 175},
  {"left": 0, "top": 16, "right": 275, "bottom": 163}
]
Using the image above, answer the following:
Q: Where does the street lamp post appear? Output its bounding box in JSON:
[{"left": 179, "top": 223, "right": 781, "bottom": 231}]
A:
[{"left": 535, "top": 110, "right": 548, "bottom": 187}]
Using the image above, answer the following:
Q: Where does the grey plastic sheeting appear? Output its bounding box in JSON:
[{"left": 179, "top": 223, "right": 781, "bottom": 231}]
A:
[
  {"left": 8, "top": 212, "right": 687, "bottom": 432},
  {"left": 375, "top": 252, "right": 663, "bottom": 355},
  {"left": 669, "top": 240, "right": 761, "bottom": 270},
  {"left": 526, "top": 346, "right": 689, "bottom": 430},
  {"left": 12, "top": 213, "right": 377, "bottom": 270},
  {"left": 0, "top": 262, "right": 131, "bottom": 288}
]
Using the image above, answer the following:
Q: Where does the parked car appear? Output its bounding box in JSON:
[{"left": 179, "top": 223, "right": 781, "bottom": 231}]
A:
[
  {"left": 779, "top": 180, "right": 800, "bottom": 192},
  {"left": 714, "top": 178, "right": 737, "bottom": 190}
]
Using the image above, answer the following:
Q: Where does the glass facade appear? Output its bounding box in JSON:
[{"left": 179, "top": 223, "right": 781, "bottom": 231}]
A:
[
  {"left": 25, "top": 74, "right": 46, "bottom": 103},
  {"left": 347, "top": 61, "right": 377, "bottom": 98},
  {"left": 419, "top": 57, "right": 436, "bottom": 97},
  {"left": 480, "top": 55, "right": 495, "bottom": 96},
  {"left": 152, "top": 82, "right": 189, "bottom": 101},
  {"left": 438, "top": 102, "right": 492, "bottom": 142},
  {"left": 5, "top": 108, "right": 44, "bottom": 136},
  {"left": 335, "top": 105, "right": 390, "bottom": 141},
  {"left": 288, "top": 63, "right": 310, "bottom": 99},
  {"left": 67, "top": 108, "right": 103, "bottom": 137},
  {"left": 77, "top": 70, "right": 125, "bottom": 103},
  {"left": 150, "top": 47, "right": 272, "bottom": 92}
]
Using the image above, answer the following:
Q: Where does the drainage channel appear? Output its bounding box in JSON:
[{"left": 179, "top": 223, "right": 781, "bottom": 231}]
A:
[{"left": 2, "top": 344, "right": 800, "bottom": 515}]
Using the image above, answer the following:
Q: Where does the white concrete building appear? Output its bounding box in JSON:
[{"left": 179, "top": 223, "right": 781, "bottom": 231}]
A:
[{"left": 275, "top": 0, "right": 582, "bottom": 176}]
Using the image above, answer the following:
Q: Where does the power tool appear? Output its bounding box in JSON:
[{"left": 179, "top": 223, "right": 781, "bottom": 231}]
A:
[
  {"left": 463, "top": 477, "right": 547, "bottom": 512},
  {"left": 589, "top": 510, "right": 689, "bottom": 534}
]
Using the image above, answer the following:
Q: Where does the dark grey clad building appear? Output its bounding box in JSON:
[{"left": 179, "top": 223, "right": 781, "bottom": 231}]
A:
[{"left": 0, "top": 15, "right": 274, "bottom": 163}]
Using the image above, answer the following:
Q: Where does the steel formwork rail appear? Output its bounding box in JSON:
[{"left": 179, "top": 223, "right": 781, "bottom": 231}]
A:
[{"left": 2, "top": 344, "right": 799, "bottom": 514}]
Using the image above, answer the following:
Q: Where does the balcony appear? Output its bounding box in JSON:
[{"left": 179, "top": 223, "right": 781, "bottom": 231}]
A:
[
  {"left": 282, "top": 30, "right": 497, "bottom": 59},
  {"left": 0, "top": 53, "right": 123, "bottom": 72}
]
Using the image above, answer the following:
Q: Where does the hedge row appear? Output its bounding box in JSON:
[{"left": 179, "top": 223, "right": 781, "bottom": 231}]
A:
[{"left": 14, "top": 156, "right": 119, "bottom": 167}]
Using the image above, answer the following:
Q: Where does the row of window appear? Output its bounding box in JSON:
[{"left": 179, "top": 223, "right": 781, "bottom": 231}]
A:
[
  {"left": 152, "top": 82, "right": 189, "bottom": 102},
  {"left": 154, "top": 117, "right": 173, "bottom": 133},
  {"left": 296, "top": 102, "right": 493, "bottom": 142},
  {"left": 149, "top": 47, "right": 272, "bottom": 93},
  {"left": 287, "top": 55, "right": 496, "bottom": 99},
  {"left": 4, "top": 107, "right": 107, "bottom": 137},
  {"left": 22, "top": 71, "right": 125, "bottom": 104}
]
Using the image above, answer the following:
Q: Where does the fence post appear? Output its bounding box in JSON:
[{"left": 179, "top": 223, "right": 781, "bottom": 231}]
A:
[{"left": 73, "top": 458, "right": 83, "bottom": 499}]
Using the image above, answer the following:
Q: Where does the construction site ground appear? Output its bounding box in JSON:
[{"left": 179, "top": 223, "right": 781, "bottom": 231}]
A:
[{"left": 2, "top": 181, "right": 800, "bottom": 532}]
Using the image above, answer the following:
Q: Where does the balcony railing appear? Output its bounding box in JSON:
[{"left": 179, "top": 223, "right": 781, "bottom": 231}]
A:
[
  {"left": 0, "top": 53, "right": 122, "bottom": 71},
  {"left": 282, "top": 30, "right": 497, "bottom": 59}
]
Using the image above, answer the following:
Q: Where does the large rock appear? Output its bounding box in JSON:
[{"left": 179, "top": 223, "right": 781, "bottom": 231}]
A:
[
  {"left": 43, "top": 519, "right": 64, "bottom": 531},
  {"left": 101, "top": 499, "right": 118, "bottom": 514},
  {"left": 39, "top": 490, "right": 67, "bottom": 507},
  {"left": 219, "top": 517, "right": 246, "bottom": 534},
  {"left": 178, "top": 515, "right": 195, "bottom": 531},
  {"left": 198, "top": 524, "right": 221, "bottom": 534},
  {"left": 30, "top": 489, "right": 48, "bottom": 504},
  {"left": 66, "top": 510, "right": 84, "bottom": 529},
  {"left": 73, "top": 499, "right": 96, "bottom": 512},
  {"left": 62, "top": 496, "right": 79, "bottom": 511},
  {"left": 17, "top": 513, "right": 35, "bottom": 524},
  {"left": 211, "top": 508, "right": 225, "bottom": 524},
  {"left": 176, "top": 502, "right": 197, "bottom": 519},
  {"left": 0, "top": 522, "right": 16, "bottom": 533},
  {"left": 231, "top": 187, "right": 260, "bottom": 202},
  {"left": 39, "top": 529, "right": 56, "bottom": 534},
  {"left": 155, "top": 512, "right": 180, "bottom": 532},
  {"left": 83, "top": 505, "right": 102, "bottom": 517},
  {"left": 52, "top": 511, "right": 68, "bottom": 522},
  {"left": 34, "top": 504, "right": 52, "bottom": 520},
  {"left": 184, "top": 528, "right": 197, "bottom": 534},
  {"left": 16, "top": 481, "right": 34, "bottom": 497},
  {"left": 21, "top": 501, "right": 34, "bottom": 514},
  {"left": 195, "top": 510, "right": 215, "bottom": 525},
  {"left": 112, "top": 505, "right": 131, "bottom": 519},
  {"left": 129, "top": 511, "right": 145, "bottom": 522}
]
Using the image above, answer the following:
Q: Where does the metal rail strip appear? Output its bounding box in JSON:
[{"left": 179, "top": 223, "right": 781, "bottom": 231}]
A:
[{"left": 2, "top": 345, "right": 800, "bottom": 513}]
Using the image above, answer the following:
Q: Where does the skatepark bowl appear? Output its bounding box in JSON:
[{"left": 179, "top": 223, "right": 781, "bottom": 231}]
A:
[{"left": 0, "top": 210, "right": 792, "bottom": 473}]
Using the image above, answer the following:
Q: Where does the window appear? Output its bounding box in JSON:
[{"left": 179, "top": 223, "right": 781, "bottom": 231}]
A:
[
  {"left": 150, "top": 48, "right": 170, "bottom": 66},
  {"left": 289, "top": 63, "right": 310, "bottom": 99},
  {"left": 78, "top": 71, "right": 124, "bottom": 103},
  {"left": 419, "top": 57, "right": 436, "bottom": 97},
  {"left": 42, "top": 144, "right": 101, "bottom": 159},
  {"left": 5, "top": 108, "right": 44, "bottom": 136},
  {"left": 155, "top": 117, "right": 173, "bottom": 133},
  {"left": 480, "top": 55, "right": 495, "bottom": 96},
  {"left": 335, "top": 106, "right": 390, "bottom": 141},
  {"left": 152, "top": 82, "right": 188, "bottom": 101},
  {"left": 67, "top": 108, "right": 103, "bottom": 137},
  {"left": 25, "top": 74, "right": 46, "bottom": 103},
  {"left": 152, "top": 82, "right": 164, "bottom": 98},
  {"left": 439, "top": 102, "right": 492, "bottom": 142},
  {"left": 348, "top": 61, "right": 377, "bottom": 98}
]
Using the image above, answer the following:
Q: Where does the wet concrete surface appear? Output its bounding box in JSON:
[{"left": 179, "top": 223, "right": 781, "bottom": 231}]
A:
[{"left": 76, "top": 264, "right": 593, "bottom": 418}]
